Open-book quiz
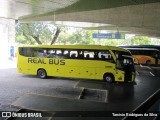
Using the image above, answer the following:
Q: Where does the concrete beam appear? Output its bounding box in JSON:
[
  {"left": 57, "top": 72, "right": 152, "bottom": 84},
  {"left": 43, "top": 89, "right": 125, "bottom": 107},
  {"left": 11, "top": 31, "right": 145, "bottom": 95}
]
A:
[{"left": 19, "top": 3, "right": 160, "bottom": 37}]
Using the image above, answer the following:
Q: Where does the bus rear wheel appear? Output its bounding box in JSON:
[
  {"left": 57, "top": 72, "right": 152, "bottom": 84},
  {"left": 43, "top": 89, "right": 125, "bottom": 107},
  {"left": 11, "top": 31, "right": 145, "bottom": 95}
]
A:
[
  {"left": 37, "top": 69, "right": 47, "bottom": 79},
  {"left": 146, "top": 60, "right": 151, "bottom": 65},
  {"left": 103, "top": 73, "right": 114, "bottom": 83}
]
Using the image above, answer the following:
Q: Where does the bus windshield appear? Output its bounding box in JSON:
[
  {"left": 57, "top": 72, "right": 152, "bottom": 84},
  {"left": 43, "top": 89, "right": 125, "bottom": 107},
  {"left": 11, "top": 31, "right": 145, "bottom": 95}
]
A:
[
  {"left": 112, "top": 50, "right": 132, "bottom": 59},
  {"left": 116, "top": 56, "right": 135, "bottom": 71}
]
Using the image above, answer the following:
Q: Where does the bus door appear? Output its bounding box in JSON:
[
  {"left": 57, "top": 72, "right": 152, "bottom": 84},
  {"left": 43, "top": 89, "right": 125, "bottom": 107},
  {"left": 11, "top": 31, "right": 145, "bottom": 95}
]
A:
[{"left": 116, "top": 56, "right": 135, "bottom": 82}]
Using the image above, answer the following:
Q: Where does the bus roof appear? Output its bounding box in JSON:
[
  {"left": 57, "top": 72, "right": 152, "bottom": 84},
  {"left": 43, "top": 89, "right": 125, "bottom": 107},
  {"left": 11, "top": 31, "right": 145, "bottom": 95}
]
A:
[
  {"left": 18, "top": 45, "right": 128, "bottom": 52},
  {"left": 120, "top": 45, "right": 160, "bottom": 48},
  {"left": 124, "top": 47, "right": 159, "bottom": 51}
]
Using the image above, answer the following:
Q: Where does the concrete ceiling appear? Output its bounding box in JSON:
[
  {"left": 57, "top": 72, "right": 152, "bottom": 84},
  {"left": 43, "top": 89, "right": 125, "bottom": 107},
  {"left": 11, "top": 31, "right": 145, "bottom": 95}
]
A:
[{"left": 1, "top": 0, "right": 160, "bottom": 37}]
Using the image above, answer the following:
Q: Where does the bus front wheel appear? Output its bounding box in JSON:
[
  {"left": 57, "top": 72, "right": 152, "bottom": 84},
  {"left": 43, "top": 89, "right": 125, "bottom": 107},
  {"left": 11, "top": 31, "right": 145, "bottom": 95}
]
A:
[
  {"left": 37, "top": 69, "right": 47, "bottom": 79},
  {"left": 103, "top": 73, "right": 114, "bottom": 83}
]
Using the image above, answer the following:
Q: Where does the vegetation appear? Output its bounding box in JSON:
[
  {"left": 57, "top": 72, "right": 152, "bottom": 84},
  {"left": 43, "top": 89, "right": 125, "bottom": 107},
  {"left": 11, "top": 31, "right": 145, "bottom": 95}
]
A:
[
  {"left": 16, "top": 22, "right": 157, "bottom": 46},
  {"left": 131, "top": 36, "right": 152, "bottom": 45},
  {"left": 16, "top": 22, "right": 61, "bottom": 45}
]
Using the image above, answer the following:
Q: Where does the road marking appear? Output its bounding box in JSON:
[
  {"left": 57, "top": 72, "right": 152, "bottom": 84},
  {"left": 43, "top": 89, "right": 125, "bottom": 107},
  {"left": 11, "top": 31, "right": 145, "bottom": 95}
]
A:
[
  {"left": 149, "top": 72, "right": 155, "bottom": 76},
  {"left": 151, "top": 67, "right": 160, "bottom": 70},
  {"left": 104, "top": 90, "right": 108, "bottom": 103},
  {"left": 136, "top": 71, "right": 140, "bottom": 75},
  {"left": 146, "top": 66, "right": 152, "bottom": 70},
  {"left": 48, "top": 112, "right": 56, "bottom": 120},
  {"left": 140, "top": 64, "right": 152, "bottom": 70}
]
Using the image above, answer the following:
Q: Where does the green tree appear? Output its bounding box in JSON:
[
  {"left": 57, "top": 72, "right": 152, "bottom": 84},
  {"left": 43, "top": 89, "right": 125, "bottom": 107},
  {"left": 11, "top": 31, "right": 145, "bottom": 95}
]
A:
[
  {"left": 131, "top": 36, "right": 152, "bottom": 45},
  {"left": 57, "top": 29, "right": 96, "bottom": 45},
  {"left": 157, "top": 39, "right": 160, "bottom": 44},
  {"left": 57, "top": 29, "right": 86, "bottom": 44},
  {"left": 56, "top": 27, "right": 70, "bottom": 45},
  {"left": 103, "top": 39, "right": 125, "bottom": 46},
  {"left": 85, "top": 30, "right": 96, "bottom": 45},
  {"left": 16, "top": 22, "right": 61, "bottom": 45},
  {"left": 69, "top": 29, "right": 86, "bottom": 44}
]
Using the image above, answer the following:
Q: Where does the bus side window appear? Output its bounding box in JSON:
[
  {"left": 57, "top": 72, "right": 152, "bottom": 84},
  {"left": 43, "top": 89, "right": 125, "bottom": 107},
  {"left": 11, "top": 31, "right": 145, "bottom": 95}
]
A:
[
  {"left": 28, "top": 48, "right": 36, "bottom": 57},
  {"left": 94, "top": 51, "right": 98, "bottom": 60},
  {"left": 101, "top": 55, "right": 105, "bottom": 60},
  {"left": 36, "top": 49, "right": 47, "bottom": 58},
  {"left": 19, "top": 47, "right": 26, "bottom": 56},
  {"left": 70, "top": 50, "right": 78, "bottom": 59},
  {"left": 86, "top": 54, "right": 90, "bottom": 59},
  {"left": 78, "top": 50, "right": 84, "bottom": 59},
  {"left": 71, "top": 54, "right": 76, "bottom": 58},
  {"left": 43, "top": 49, "right": 48, "bottom": 57},
  {"left": 63, "top": 50, "right": 70, "bottom": 59},
  {"left": 84, "top": 51, "right": 94, "bottom": 60},
  {"left": 78, "top": 54, "right": 84, "bottom": 59},
  {"left": 25, "top": 48, "right": 34, "bottom": 57},
  {"left": 54, "top": 49, "right": 63, "bottom": 58},
  {"left": 47, "top": 49, "right": 56, "bottom": 58},
  {"left": 98, "top": 50, "right": 114, "bottom": 62},
  {"left": 108, "top": 54, "right": 112, "bottom": 60}
]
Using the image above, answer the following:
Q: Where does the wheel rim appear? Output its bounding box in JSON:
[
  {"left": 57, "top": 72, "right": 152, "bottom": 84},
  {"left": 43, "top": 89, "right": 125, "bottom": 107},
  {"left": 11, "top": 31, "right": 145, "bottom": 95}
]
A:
[
  {"left": 38, "top": 70, "right": 46, "bottom": 78},
  {"left": 105, "top": 76, "right": 112, "bottom": 82}
]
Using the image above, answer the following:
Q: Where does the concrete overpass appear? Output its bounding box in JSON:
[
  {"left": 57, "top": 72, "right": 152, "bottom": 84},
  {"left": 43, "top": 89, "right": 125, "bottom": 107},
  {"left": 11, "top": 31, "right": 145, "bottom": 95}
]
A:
[
  {"left": 1, "top": 0, "right": 160, "bottom": 59},
  {"left": 1, "top": 0, "right": 160, "bottom": 37}
]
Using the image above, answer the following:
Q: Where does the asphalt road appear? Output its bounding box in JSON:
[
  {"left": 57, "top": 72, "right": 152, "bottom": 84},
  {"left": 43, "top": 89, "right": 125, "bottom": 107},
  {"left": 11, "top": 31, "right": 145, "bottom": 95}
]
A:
[{"left": 0, "top": 63, "right": 160, "bottom": 120}]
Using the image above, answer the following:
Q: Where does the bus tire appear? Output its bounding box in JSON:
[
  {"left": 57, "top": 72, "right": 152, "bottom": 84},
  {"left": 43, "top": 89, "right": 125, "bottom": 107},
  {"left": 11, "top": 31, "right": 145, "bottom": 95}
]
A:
[
  {"left": 37, "top": 69, "right": 47, "bottom": 79},
  {"left": 103, "top": 73, "right": 114, "bottom": 83},
  {"left": 146, "top": 60, "right": 151, "bottom": 65}
]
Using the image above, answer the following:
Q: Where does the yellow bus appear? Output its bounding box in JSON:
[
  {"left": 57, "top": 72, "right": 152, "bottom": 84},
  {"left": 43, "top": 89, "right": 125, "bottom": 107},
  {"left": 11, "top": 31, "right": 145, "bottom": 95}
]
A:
[{"left": 17, "top": 45, "right": 135, "bottom": 83}]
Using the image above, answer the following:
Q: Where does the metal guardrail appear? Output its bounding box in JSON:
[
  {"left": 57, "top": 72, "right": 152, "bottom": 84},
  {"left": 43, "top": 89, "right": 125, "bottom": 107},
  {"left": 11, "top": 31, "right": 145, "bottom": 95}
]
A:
[{"left": 122, "top": 89, "right": 160, "bottom": 120}]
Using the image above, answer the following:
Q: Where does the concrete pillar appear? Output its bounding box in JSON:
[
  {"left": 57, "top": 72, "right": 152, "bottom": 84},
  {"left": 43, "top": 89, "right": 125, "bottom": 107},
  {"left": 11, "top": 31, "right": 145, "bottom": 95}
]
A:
[{"left": 0, "top": 18, "right": 15, "bottom": 61}]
